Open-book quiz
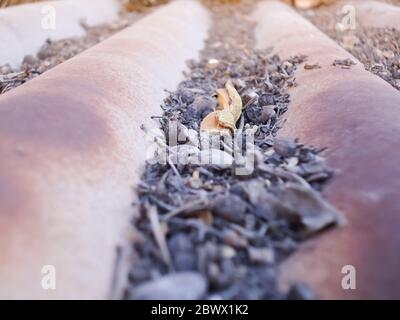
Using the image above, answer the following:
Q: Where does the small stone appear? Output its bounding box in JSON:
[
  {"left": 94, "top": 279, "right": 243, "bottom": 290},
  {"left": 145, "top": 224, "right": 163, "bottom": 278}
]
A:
[
  {"left": 37, "top": 45, "right": 53, "bottom": 60},
  {"left": 192, "top": 96, "right": 216, "bottom": 111},
  {"left": 208, "top": 260, "right": 235, "bottom": 289},
  {"left": 220, "top": 245, "right": 236, "bottom": 259},
  {"left": 222, "top": 229, "right": 248, "bottom": 249},
  {"left": 258, "top": 93, "right": 276, "bottom": 106},
  {"left": 248, "top": 247, "right": 275, "bottom": 265},
  {"left": 242, "top": 90, "right": 259, "bottom": 107},
  {"left": 244, "top": 59, "right": 257, "bottom": 72},
  {"left": 273, "top": 138, "right": 297, "bottom": 158},
  {"left": 207, "top": 58, "right": 219, "bottom": 69},
  {"left": 279, "top": 183, "right": 346, "bottom": 236},
  {"left": 191, "top": 96, "right": 216, "bottom": 119},
  {"left": 232, "top": 78, "right": 247, "bottom": 92},
  {"left": 260, "top": 105, "right": 276, "bottom": 123},
  {"left": 130, "top": 272, "right": 207, "bottom": 300},
  {"left": 244, "top": 180, "right": 280, "bottom": 220},
  {"left": 212, "top": 194, "right": 247, "bottom": 223},
  {"left": 393, "top": 69, "right": 400, "bottom": 80},
  {"left": 245, "top": 106, "right": 261, "bottom": 123},
  {"left": 174, "top": 252, "right": 197, "bottom": 271},
  {"left": 178, "top": 88, "right": 195, "bottom": 104}
]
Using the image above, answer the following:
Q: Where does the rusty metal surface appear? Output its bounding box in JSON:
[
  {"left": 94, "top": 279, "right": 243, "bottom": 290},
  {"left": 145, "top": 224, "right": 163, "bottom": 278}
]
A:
[
  {"left": 346, "top": 0, "right": 400, "bottom": 29},
  {"left": 0, "top": 0, "right": 122, "bottom": 67},
  {"left": 0, "top": 0, "right": 210, "bottom": 299},
  {"left": 254, "top": 1, "right": 400, "bottom": 299}
]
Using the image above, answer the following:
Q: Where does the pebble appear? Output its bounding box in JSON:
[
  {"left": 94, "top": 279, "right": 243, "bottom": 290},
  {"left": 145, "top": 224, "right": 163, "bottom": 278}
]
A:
[
  {"left": 242, "top": 90, "right": 259, "bottom": 106},
  {"left": 273, "top": 138, "right": 297, "bottom": 158},
  {"left": 212, "top": 194, "right": 247, "bottom": 223},
  {"left": 168, "top": 232, "right": 196, "bottom": 271},
  {"left": 37, "top": 44, "right": 53, "bottom": 60},
  {"left": 258, "top": 93, "right": 276, "bottom": 106},
  {"left": 279, "top": 183, "right": 345, "bottom": 236},
  {"left": 232, "top": 78, "right": 247, "bottom": 92},
  {"left": 191, "top": 96, "right": 216, "bottom": 119},
  {"left": 220, "top": 245, "right": 236, "bottom": 259},
  {"left": 207, "top": 58, "right": 219, "bottom": 69},
  {"left": 178, "top": 88, "right": 195, "bottom": 104},
  {"left": 222, "top": 229, "right": 248, "bottom": 249},
  {"left": 248, "top": 247, "right": 275, "bottom": 265},
  {"left": 130, "top": 272, "right": 207, "bottom": 300},
  {"left": 245, "top": 106, "right": 261, "bottom": 123},
  {"left": 192, "top": 96, "right": 216, "bottom": 111},
  {"left": 260, "top": 105, "right": 276, "bottom": 123}
]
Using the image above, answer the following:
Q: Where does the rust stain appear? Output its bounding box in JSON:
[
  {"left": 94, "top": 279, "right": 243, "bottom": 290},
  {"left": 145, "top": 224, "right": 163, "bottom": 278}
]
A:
[
  {"left": 277, "top": 62, "right": 400, "bottom": 299},
  {"left": 0, "top": 165, "right": 29, "bottom": 218},
  {"left": 0, "top": 78, "right": 113, "bottom": 152}
]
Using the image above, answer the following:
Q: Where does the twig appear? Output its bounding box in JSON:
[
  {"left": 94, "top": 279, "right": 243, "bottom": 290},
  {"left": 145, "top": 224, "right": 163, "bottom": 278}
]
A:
[
  {"left": 161, "top": 198, "right": 208, "bottom": 221},
  {"left": 146, "top": 204, "right": 171, "bottom": 267}
]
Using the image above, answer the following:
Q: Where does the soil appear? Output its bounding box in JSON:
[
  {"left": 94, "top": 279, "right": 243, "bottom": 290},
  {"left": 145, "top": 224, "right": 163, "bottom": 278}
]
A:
[
  {"left": 0, "top": 11, "right": 144, "bottom": 95},
  {"left": 125, "top": 1, "right": 345, "bottom": 300},
  {"left": 302, "top": 3, "right": 400, "bottom": 90}
]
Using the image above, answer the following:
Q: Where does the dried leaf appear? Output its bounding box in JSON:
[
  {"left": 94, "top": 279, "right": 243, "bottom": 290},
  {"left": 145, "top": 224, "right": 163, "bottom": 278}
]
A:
[
  {"left": 200, "top": 112, "right": 231, "bottom": 135},
  {"left": 216, "top": 88, "right": 230, "bottom": 110},
  {"left": 217, "top": 80, "right": 243, "bottom": 129},
  {"left": 225, "top": 79, "right": 243, "bottom": 115},
  {"left": 200, "top": 80, "right": 243, "bottom": 133},
  {"left": 216, "top": 110, "right": 236, "bottom": 131}
]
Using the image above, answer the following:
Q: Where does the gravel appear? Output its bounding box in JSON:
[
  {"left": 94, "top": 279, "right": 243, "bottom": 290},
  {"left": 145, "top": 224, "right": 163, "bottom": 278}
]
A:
[
  {"left": 302, "top": 3, "right": 400, "bottom": 90},
  {"left": 0, "top": 12, "right": 144, "bottom": 95},
  {"left": 125, "top": 1, "right": 345, "bottom": 300}
]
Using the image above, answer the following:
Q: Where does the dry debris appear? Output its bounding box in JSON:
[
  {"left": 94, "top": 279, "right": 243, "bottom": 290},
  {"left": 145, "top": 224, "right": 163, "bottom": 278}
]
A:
[
  {"left": 126, "top": 1, "right": 345, "bottom": 300},
  {"left": 304, "top": 6, "right": 400, "bottom": 90},
  {"left": 304, "top": 63, "right": 322, "bottom": 70},
  {"left": 332, "top": 58, "right": 356, "bottom": 69},
  {"left": 0, "top": 13, "right": 141, "bottom": 95},
  {"left": 201, "top": 80, "right": 243, "bottom": 133}
]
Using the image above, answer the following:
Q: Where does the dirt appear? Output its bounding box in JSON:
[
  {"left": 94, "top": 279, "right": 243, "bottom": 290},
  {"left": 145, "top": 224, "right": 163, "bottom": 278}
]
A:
[
  {"left": 0, "top": 12, "right": 144, "bottom": 95},
  {"left": 125, "top": 1, "right": 345, "bottom": 300},
  {"left": 302, "top": 4, "right": 400, "bottom": 90}
]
